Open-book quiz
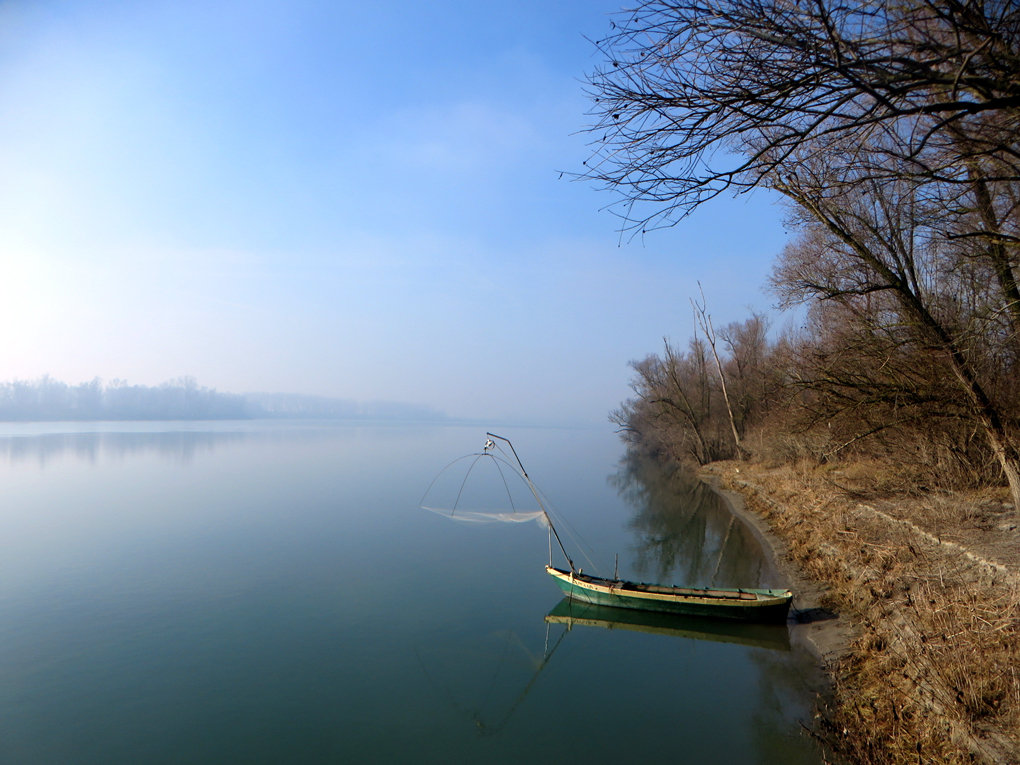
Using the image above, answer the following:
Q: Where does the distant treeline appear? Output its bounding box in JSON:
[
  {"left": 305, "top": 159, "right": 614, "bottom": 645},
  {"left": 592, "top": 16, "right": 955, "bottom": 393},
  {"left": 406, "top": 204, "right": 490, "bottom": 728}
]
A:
[
  {"left": 0, "top": 377, "right": 448, "bottom": 422},
  {"left": 243, "top": 392, "right": 448, "bottom": 421},
  {"left": 0, "top": 377, "right": 247, "bottom": 421}
]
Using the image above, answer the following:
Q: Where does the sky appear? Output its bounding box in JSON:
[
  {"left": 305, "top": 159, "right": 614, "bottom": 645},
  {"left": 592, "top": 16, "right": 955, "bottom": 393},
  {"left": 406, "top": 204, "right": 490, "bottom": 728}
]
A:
[{"left": 0, "top": 0, "right": 790, "bottom": 425}]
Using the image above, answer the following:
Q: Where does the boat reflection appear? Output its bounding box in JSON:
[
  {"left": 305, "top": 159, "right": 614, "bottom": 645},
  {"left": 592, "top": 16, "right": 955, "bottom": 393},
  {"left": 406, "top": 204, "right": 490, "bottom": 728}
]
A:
[
  {"left": 417, "top": 598, "right": 792, "bottom": 741},
  {"left": 416, "top": 625, "right": 568, "bottom": 738},
  {"left": 545, "top": 598, "right": 791, "bottom": 652}
]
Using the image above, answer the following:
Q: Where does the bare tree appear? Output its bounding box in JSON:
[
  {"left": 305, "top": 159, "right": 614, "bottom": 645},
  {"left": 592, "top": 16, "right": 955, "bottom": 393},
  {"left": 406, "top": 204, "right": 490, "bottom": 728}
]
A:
[
  {"left": 615, "top": 338, "right": 721, "bottom": 464},
  {"left": 615, "top": 313, "right": 786, "bottom": 465},
  {"left": 587, "top": 0, "right": 1020, "bottom": 506},
  {"left": 772, "top": 162, "right": 1020, "bottom": 502},
  {"left": 720, "top": 311, "right": 773, "bottom": 430},
  {"left": 585, "top": 0, "right": 1020, "bottom": 231},
  {"left": 691, "top": 289, "right": 744, "bottom": 456}
]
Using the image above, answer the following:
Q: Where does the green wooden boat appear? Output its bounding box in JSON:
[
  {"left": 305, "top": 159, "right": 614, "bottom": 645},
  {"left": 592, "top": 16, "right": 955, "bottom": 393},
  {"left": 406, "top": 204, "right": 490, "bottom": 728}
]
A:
[
  {"left": 427, "top": 433, "right": 794, "bottom": 625},
  {"left": 546, "top": 566, "right": 792, "bottom": 623}
]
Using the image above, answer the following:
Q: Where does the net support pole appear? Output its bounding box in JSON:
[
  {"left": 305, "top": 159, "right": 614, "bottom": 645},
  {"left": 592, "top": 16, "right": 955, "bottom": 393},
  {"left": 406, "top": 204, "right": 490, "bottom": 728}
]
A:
[
  {"left": 546, "top": 514, "right": 574, "bottom": 572},
  {"left": 487, "top": 432, "right": 574, "bottom": 572}
]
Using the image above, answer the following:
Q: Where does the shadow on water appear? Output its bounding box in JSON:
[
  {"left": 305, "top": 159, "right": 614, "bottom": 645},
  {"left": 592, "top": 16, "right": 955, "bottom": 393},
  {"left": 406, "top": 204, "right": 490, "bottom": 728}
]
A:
[{"left": 611, "top": 449, "right": 780, "bottom": 589}]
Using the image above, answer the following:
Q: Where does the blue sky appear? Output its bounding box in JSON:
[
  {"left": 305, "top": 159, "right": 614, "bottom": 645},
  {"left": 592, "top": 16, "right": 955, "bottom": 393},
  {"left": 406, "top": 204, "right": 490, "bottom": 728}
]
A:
[{"left": 0, "top": 0, "right": 789, "bottom": 424}]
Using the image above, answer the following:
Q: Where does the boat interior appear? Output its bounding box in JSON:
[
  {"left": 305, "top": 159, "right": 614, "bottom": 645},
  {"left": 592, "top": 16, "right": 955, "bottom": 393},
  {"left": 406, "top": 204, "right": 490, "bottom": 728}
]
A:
[{"left": 548, "top": 567, "right": 784, "bottom": 601}]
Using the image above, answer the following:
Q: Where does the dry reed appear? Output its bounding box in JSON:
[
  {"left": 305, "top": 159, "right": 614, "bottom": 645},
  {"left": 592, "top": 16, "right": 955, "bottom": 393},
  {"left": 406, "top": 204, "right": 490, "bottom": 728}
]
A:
[{"left": 708, "top": 460, "right": 1020, "bottom": 765}]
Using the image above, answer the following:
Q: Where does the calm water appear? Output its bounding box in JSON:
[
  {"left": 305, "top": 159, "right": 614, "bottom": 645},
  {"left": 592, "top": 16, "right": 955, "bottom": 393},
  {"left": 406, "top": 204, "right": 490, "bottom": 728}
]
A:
[{"left": 0, "top": 422, "right": 821, "bottom": 764}]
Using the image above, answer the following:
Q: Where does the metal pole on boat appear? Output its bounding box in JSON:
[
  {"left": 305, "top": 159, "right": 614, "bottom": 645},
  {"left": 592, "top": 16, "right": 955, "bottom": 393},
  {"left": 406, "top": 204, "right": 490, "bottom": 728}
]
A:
[
  {"left": 486, "top": 432, "right": 575, "bottom": 572},
  {"left": 544, "top": 519, "right": 574, "bottom": 572}
]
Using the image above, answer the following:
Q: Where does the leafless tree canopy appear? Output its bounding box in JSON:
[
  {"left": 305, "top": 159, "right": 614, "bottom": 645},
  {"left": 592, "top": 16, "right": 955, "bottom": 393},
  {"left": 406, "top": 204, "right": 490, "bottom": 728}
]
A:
[
  {"left": 614, "top": 312, "right": 782, "bottom": 465},
  {"left": 586, "top": 0, "right": 1020, "bottom": 230},
  {"left": 593, "top": 1, "right": 1020, "bottom": 505}
]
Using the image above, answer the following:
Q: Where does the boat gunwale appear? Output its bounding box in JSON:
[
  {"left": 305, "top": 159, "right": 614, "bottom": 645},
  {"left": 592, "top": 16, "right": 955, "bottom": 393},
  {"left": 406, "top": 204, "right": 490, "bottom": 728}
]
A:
[{"left": 545, "top": 566, "right": 792, "bottom": 607}]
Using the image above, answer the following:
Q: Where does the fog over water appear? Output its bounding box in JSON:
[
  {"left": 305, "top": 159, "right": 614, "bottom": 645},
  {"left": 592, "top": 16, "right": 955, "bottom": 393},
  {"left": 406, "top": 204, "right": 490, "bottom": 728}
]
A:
[
  {"left": 0, "top": 421, "right": 822, "bottom": 764},
  {"left": 0, "top": 377, "right": 449, "bottom": 422},
  {"left": 0, "top": 0, "right": 788, "bottom": 425}
]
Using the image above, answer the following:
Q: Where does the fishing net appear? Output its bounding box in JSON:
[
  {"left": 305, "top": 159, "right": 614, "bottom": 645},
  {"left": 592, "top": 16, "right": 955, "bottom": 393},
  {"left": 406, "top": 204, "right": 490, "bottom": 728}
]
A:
[{"left": 419, "top": 448, "right": 547, "bottom": 523}]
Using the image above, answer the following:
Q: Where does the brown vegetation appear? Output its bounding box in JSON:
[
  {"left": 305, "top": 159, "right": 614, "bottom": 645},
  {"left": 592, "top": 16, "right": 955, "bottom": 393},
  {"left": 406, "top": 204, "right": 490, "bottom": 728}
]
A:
[
  {"left": 612, "top": 311, "right": 780, "bottom": 466},
  {"left": 588, "top": 2, "right": 1020, "bottom": 761},
  {"left": 703, "top": 460, "right": 1020, "bottom": 764},
  {"left": 589, "top": 0, "right": 1020, "bottom": 507}
]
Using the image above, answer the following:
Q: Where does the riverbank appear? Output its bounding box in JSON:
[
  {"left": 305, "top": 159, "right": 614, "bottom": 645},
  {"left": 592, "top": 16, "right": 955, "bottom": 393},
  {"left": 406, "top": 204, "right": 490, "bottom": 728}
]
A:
[
  {"left": 700, "top": 459, "right": 1020, "bottom": 765},
  {"left": 702, "top": 472, "right": 855, "bottom": 667}
]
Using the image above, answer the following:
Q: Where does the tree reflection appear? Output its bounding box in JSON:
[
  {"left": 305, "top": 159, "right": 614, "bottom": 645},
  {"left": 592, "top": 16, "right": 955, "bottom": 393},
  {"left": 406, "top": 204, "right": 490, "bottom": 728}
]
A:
[
  {"left": 611, "top": 450, "right": 768, "bottom": 589},
  {"left": 0, "top": 430, "right": 251, "bottom": 466}
]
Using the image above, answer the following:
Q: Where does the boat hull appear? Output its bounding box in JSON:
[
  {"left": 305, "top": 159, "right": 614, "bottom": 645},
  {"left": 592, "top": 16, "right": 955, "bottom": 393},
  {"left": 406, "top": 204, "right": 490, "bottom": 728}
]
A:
[{"left": 546, "top": 566, "right": 792, "bottom": 623}]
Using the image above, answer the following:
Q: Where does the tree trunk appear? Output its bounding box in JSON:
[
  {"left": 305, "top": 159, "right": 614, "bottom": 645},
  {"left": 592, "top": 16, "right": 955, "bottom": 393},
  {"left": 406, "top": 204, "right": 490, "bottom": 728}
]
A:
[
  {"left": 986, "top": 427, "right": 1020, "bottom": 510},
  {"left": 967, "top": 166, "right": 1020, "bottom": 346},
  {"left": 692, "top": 295, "right": 744, "bottom": 458}
]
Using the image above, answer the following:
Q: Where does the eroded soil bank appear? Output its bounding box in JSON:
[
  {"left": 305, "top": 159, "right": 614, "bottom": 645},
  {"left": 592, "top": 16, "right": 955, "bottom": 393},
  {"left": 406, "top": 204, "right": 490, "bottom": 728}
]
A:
[{"left": 699, "top": 460, "right": 1020, "bottom": 765}]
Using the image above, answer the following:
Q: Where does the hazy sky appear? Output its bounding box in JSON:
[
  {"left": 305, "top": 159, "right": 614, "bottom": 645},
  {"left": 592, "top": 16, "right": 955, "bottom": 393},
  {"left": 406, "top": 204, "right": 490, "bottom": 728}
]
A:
[{"left": 0, "top": 0, "right": 789, "bottom": 424}]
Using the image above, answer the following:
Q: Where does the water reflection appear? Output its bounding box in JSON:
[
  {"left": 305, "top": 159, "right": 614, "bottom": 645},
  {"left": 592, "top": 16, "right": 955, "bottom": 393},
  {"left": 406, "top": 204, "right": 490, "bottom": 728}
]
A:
[
  {"left": 0, "top": 430, "right": 252, "bottom": 466},
  {"left": 417, "top": 595, "right": 817, "bottom": 763},
  {"left": 418, "top": 600, "right": 792, "bottom": 742},
  {"left": 612, "top": 450, "right": 777, "bottom": 589},
  {"left": 544, "top": 598, "right": 791, "bottom": 652},
  {"left": 416, "top": 626, "right": 567, "bottom": 738},
  {"left": 0, "top": 423, "right": 822, "bottom": 763},
  {"left": 611, "top": 452, "right": 824, "bottom": 762}
]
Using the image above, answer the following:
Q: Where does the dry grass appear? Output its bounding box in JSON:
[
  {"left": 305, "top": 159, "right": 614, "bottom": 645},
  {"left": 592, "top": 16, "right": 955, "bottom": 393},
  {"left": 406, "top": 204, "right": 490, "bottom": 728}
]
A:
[{"left": 707, "top": 460, "right": 1020, "bottom": 765}]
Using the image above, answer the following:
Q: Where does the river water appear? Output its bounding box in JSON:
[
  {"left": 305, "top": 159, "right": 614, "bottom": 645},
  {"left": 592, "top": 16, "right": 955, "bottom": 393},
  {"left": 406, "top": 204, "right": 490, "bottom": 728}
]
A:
[{"left": 0, "top": 421, "right": 822, "bottom": 764}]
